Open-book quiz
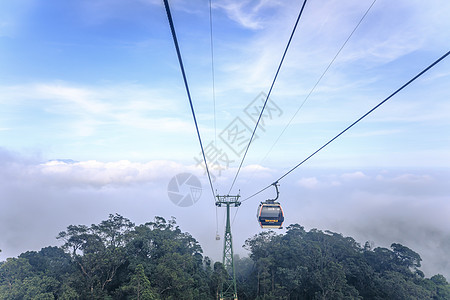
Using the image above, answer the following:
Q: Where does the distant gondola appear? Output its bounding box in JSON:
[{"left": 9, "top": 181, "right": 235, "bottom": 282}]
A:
[{"left": 256, "top": 182, "right": 284, "bottom": 229}]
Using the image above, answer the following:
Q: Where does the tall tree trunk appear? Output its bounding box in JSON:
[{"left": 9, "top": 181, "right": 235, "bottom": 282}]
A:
[
  {"left": 137, "top": 278, "right": 141, "bottom": 300},
  {"left": 257, "top": 271, "right": 260, "bottom": 297}
]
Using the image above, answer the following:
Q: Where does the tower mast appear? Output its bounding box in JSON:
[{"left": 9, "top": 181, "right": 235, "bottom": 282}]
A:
[{"left": 216, "top": 195, "right": 241, "bottom": 300}]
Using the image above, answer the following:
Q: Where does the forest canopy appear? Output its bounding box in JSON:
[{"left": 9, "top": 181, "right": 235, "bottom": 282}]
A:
[{"left": 0, "top": 214, "right": 449, "bottom": 299}]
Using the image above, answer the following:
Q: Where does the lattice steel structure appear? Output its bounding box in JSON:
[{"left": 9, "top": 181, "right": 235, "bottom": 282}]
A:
[{"left": 216, "top": 195, "right": 241, "bottom": 300}]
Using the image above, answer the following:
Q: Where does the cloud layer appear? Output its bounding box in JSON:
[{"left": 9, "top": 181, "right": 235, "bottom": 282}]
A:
[{"left": 1, "top": 149, "right": 449, "bottom": 279}]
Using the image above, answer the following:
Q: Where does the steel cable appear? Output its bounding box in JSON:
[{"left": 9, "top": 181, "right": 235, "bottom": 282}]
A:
[
  {"left": 163, "top": 0, "right": 216, "bottom": 200},
  {"left": 242, "top": 50, "right": 450, "bottom": 202},
  {"left": 228, "top": 0, "right": 309, "bottom": 194}
]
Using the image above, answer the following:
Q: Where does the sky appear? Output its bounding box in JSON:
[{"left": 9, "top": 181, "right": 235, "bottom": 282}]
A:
[{"left": 1, "top": 0, "right": 450, "bottom": 279}]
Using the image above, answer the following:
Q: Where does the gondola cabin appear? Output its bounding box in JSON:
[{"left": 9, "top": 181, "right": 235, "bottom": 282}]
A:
[{"left": 257, "top": 201, "right": 284, "bottom": 229}]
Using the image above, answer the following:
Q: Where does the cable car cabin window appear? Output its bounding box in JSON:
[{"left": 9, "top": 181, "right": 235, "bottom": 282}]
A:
[
  {"left": 257, "top": 202, "right": 284, "bottom": 229},
  {"left": 264, "top": 207, "right": 281, "bottom": 218}
]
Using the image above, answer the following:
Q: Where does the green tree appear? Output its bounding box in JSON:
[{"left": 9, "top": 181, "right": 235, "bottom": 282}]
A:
[
  {"left": 0, "top": 257, "right": 61, "bottom": 299},
  {"left": 240, "top": 224, "right": 445, "bottom": 300},
  {"left": 210, "top": 262, "right": 228, "bottom": 300},
  {"left": 121, "top": 264, "right": 158, "bottom": 300},
  {"left": 125, "top": 216, "right": 211, "bottom": 299},
  {"left": 57, "top": 214, "right": 135, "bottom": 298},
  {"left": 0, "top": 257, "right": 33, "bottom": 298},
  {"left": 375, "top": 271, "right": 433, "bottom": 299},
  {"left": 18, "top": 275, "right": 59, "bottom": 299},
  {"left": 430, "top": 274, "right": 450, "bottom": 300},
  {"left": 391, "top": 243, "right": 421, "bottom": 268},
  {"left": 19, "top": 247, "right": 73, "bottom": 280},
  {"left": 1, "top": 217, "right": 448, "bottom": 300}
]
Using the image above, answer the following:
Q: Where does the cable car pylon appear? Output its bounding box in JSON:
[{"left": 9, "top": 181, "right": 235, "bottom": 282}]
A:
[{"left": 216, "top": 194, "right": 241, "bottom": 300}]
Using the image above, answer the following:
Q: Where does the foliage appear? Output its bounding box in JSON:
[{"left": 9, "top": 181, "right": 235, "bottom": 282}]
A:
[
  {"left": 0, "top": 216, "right": 448, "bottom": 299},
  {"left": 239, "top": 224, "right": 449, "bottom": 300}
]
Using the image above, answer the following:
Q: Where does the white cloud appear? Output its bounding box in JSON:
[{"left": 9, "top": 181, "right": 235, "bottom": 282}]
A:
[
  {"left": 214, "top": 0, "right": 283, "bottom": 30},
  {"left": 341, "top": 171, "right": 367, "bottom": 180},
  {"left": 297, "top": 176, "right": 319, "bottom": 189},
  {"left": 296, "top": 171, "right": 367, "bottom": 190},
  {"left": 391, "top": 173, "right": 433, "bottom": 184},
  {"left": 213, "top": 0, "right": 450, "bottom": 103},
  {"left": 284, "top": 168, "right": 450, "bottom": 278},
  {"left": 0, "top": 82, "right": 195, "bottom": 137},
  {"left": 239, "top": 164, "right": 271, "bottom": 174},
  {"left": 2, "top": 156, "right": 277, "bottom": 190},
  {"left": 1, "top": 150, "right": 449, "bottom": 279},
  {"left": 29, "top": 159, "right": 203, "bottom": 188},
  {"left": 35, "top": 84, "right": 108, "bottom": 114}
]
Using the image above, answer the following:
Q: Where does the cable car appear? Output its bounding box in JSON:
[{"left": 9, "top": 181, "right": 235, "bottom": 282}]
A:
[
  {"left": 256, "top": 182, "right": 284, "bottom": 229},
  {"left": 257, "top": 201, "right": 284, "bottom": 229}
]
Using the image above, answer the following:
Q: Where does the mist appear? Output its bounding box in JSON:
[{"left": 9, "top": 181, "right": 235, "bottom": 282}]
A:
[{"left": 1, "top": 148, "right": 449, "bottom": 280}]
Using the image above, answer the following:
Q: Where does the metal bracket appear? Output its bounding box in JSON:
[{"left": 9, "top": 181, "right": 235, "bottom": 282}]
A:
[{"left": 267, "top": 181, "right": 280, "bottom": 203}]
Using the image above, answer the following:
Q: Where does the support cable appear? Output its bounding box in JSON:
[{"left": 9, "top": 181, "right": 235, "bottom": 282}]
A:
[
  {"left": 209, "top": 0, "right": 220, "bottom": 237},
  {"left": 163, "top": 0, "right": 216, "bottom": 200},
  {"left": 209, "top": 0, "right": 217, "bottom": 148},
  {"left": 234, "top": 0, "right": 374, "bottom": 222},
  {"left": 242, "top": 50, "right": 450, "bottom": 202},
  {"left": 258, "top": 0, "right": 377, "bottom": 166},
  {"left": 228, "top": 0, "right": 309, "bottom": 194}
]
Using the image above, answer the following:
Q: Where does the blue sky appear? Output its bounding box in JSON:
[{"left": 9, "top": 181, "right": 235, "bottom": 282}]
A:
[{"left": 1, "top": 0, "right": 450, "bottom": 278}]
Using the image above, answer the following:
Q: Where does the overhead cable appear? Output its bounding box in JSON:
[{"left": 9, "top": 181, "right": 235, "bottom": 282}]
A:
[
  {"left": 209, "top": 0, "right": 220, "bottom": 237},
  {"left": 258, "top": 0, "right": 377, "bottom": 166},
  {"left": 163, "top": 0, "right": 216, "bottom": 199},
  {"left": 228, "top": 0, "right": 309, "bottom": 194},
  {"left": 243, "top": 50, "right": 450, "bottom": 202},
  {"left": 209, "top": 0, "right": 217, "bottom": 148}
]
